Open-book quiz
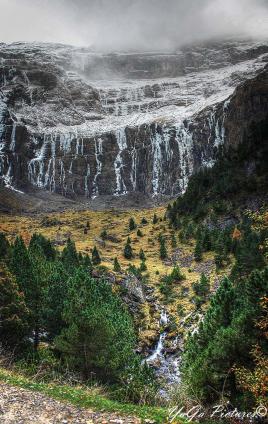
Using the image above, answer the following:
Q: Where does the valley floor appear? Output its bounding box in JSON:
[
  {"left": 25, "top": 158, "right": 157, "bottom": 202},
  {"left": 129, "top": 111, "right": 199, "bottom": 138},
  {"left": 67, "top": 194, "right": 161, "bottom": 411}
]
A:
[{"left": 0, "top": 196, "right": 231, "bottom": 352}]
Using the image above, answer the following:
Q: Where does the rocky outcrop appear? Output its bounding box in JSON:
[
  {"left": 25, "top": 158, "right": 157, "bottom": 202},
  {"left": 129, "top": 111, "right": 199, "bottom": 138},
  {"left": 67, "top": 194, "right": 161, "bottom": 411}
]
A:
[
  {"left": 223, "top": 69, "right": 268, "bottom": 149},
  {"left": 0, "top": 40, "right": 267, "bottom": 199}
]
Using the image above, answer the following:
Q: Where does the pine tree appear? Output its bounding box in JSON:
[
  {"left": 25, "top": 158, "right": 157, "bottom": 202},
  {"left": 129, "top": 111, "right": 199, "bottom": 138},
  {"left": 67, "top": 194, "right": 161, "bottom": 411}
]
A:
[
  {"left": 129, "top": 217, "right": 137, "bottom": 231},
  {"left": 215, "top": 252, "right": 224, "bottom": 270},
  {"left": 92, "top": 246, "right": 101, "bottom": 265},
  {"left": 223, "top": 228, "right": 233, "bottom": 253},
  {"left": 194, "top": 239, "right": 203, "bottom": 262},
  {"left": 137, "top": 229, "right": 143, "bottom": 237},
  {"left": 182, "top": 276, "right": 235, "bottom": 402},
  {"left": 100, "top": 229, "right": 108, "bottom": 240},
  {"left": 139, "top": 248, "right": 146, "bottom": 261},
  {"left": 159, "top": 236, "right": 167, "bottom": 260},
  {"left": 174, "top": 216, "right": 181, "bottom": 230},
  {"left": 199, "top": 273, "right": 210, "bottom": 297},
  {"left": 171, "top": 233, "right": 177, "bottom": 248},
  {"left": 193, "top": 273, "right": 210, "bottom": 301},
  {"left": 184, "top": 222, "right": 195, "bottom": 241},
  {"left": 113, "top": 257, "right": 121, "bottom": 272},
  {"left": 0, "top": 264, "right": 29, "bottom": 350},
  {"left": 141, "top": 217, "right": 148, "bottom": 225},
  {"left": 82, "top": 254, "right": 92, "bottom": 270},
  {"left": 179, "top": 229, "right": 186, "bottom": 244},
  {"left": 170, "top": 265, "right": 185, "bottom": 282},
  {"left": 127, "top": 264, "right": 141, "bottom": 278},
  {"left": 124, "top": 239, "right": 133, "bottom": 259},
  {"left": 214, "top": 234, "right": 227, "bottom": 270},
  {"left": 10, "top": 236, "right": 45, "bottom": 350},
  {"left": 29, "top": 233, "right": 56, "bottom": 261},
  {"left": 61, "top": 238, "right": 79, "bottom": 271},
  {"left": 43, "top": 261, "right": 68, "bottom": 339},
  {"left": 9, "top": 236, "right": 32, "bottom": 288},
  {"left": 152, "top": 213, "right": 158, "bottom": 225},
  {"left": 202, "top": 228, "right": 211, "bottom": 251},
  {"left": 139, "top": 261, "right": 147, "bottom": 272},
  {"left": 55, "top": 269, "right": 136, "bottom": 380},
  {"left": 232, "top": 229, "right": 265, "bottom": 278},
  {"left": 28, "top": 244, "right": 49, "bottom": 350},
  {"left": 182, "top": 264, "right": 268, "bottom": 404},
  {"left": 0, "top": 233, "right": 10, "bottom": 259}
]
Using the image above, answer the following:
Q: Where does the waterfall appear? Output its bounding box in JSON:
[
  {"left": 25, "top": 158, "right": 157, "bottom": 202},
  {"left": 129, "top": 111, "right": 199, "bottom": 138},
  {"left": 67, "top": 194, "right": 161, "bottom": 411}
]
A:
[
  {"left": 0, "top": 98, "right": 6, "bottom": 141},
  {"left": 145, "top": 310, "right": 168, "bottom": 363},
  {"left": 59, "top": 159, "right": 66, "bottom": 194},
  {"left": 145, "top": 310, "right": 181, "bottom": 396},
  {"left": 146, "top": 332, "right": 167, "bottom": 363},
  {"left": 28, "top": 134, "right": 51, "bottom": 189},
  {"left": 10, "top": 122, "right": 16, "bottom": 152},
  {"left": 175, "top": 122, "right": 194, "bottom": 194},
  {"left": 68, "top": 160, "right": 73, "bottom": 174},
  {"left": 160, "top": 309, "right": 168, "bottom": 326},
  {"left": 114, "top": 128, "right": 127, "bottom": 195},
  {"left": 92, "top": 137, "right": 103, "bottom": 198},
  {"left": 60, "top": 133, "right": 73, "bottom": 154},
  {"left": 130, "top": 147, "right": 137, "bottom": 191},
  {"left": 84, "top": 163, "right": 91, "bottom": 197},
  {"left": 0, "top": 40, "right": 266, "bottom": 198},
  {"left": 207, "top": 103, "right": 228, "bottom": 148},
  {"left": 151, "top": 126, "right": 164, "bottom": 196}
]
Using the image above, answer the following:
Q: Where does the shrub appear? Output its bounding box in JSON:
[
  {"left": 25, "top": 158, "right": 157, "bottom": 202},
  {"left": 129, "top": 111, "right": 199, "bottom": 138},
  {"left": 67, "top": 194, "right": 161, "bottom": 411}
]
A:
[
  {"left": 159, "top": 236, "right": 167, "bottom": 260},
  {"left": 127, "top": 264, "right": 142, "bottom": 279},
  {"left": 92, "top": 246, "right": 101, "bottom": 265},
  {"left": 171, "top": 233, "right": 177, "bottom": 248},
  {"left": 169, "top": 265, "right": 186, "bottom": 282},
  {"left": 113, "top": 257, "right": 121, "bottom": 272},
  {"left": 124, "top": 239, "right": 133, "bottom": 260},
  {"left": 194, "top": 239, "right": 203, "bottom": 262},
  {"left": 139, "top": 249, "right": 146, "bottom": 261},
  {"left": 118, "top": 360, "right": 158, "bottom": 405},
  {"left": 140, "top": 261, "right": 147, "bottom": 272},
  {"left": 100, "top": 229, "right": 108, "bottom": 240},
  {"left": 0, "top": 233, "right": 10, "bottom": 259},
  {"left": 129, "top": 218, "right": 137, "bottom": 231}
]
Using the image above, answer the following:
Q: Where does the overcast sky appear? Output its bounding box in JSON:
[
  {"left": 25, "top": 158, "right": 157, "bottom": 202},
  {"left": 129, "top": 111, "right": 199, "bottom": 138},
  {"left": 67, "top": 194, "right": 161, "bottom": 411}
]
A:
[{"left": 0, "top": 0, "right": 267, "bottom": 51}]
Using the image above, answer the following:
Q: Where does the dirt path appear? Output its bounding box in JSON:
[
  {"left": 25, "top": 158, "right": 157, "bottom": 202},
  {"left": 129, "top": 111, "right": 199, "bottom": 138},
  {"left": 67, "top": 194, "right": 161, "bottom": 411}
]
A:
[{"left": 0, "top": 382, "right": 142, "bottom": 424}]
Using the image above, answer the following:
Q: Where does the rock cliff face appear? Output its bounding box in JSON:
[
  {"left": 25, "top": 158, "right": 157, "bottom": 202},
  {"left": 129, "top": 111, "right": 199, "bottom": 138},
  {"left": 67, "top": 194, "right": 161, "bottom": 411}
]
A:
[{"left": 0, "top": 40, "right": 267, "bottom": 199}]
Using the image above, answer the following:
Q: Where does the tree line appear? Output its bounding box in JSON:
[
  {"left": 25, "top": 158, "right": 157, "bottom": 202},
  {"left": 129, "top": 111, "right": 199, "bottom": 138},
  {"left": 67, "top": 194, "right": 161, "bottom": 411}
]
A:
[{"left": 0, "top": 233, "right": 156, "bottom": 403}]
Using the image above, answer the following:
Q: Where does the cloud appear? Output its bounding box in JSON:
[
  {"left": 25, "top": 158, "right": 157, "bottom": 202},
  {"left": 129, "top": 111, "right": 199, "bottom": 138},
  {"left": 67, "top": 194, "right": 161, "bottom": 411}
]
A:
[{"left": 0, "top": 0, "right": 267, "bottom": 50}]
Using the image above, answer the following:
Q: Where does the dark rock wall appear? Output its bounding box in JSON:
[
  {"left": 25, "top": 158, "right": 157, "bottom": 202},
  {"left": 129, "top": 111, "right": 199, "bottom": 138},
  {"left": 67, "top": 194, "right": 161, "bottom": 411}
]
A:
[{"left": 0, "top": 41, "right": 267, "bottom": 198}]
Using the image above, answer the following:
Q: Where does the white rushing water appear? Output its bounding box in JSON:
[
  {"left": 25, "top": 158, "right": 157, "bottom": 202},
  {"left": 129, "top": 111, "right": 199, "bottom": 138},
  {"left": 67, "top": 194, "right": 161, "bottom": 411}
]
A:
[{"left": 145, "top": 310, "right": 181, "bottom": 398}]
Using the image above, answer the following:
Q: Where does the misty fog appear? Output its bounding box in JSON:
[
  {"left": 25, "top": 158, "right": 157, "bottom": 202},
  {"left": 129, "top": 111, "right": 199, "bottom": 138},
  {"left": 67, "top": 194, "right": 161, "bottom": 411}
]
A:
[{"left": 0, "top": 0, "right": 267, "bottom": 51}]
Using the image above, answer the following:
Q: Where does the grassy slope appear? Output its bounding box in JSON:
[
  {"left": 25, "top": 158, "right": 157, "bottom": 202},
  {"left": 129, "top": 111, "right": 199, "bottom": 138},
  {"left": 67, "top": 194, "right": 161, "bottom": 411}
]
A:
[
  {"left": 0, "top": 367, "right": 177, "bottom": 423},
  {"left": 0, "top": 206, "right": 231, "bottom": 344}
]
